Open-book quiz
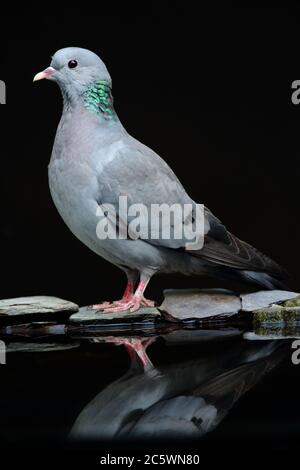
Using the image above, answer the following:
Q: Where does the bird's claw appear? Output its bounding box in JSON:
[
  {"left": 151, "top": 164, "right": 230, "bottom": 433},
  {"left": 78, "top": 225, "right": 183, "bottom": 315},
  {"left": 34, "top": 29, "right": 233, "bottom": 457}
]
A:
[
  {"left": 106, "top": 298, "right": 141, "bottom": 313},
  {"left": 89, "top": 296, "right": 155, "bottom": 313},
  {"left": 89, "top": 301, "right": 113, "bottom": 310}
]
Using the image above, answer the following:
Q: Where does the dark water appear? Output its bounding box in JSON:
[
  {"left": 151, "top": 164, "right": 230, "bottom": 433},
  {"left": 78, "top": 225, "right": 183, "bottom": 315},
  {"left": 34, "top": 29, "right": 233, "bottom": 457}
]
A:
[{"left": 0, "top": 323, "right": 299, "bottom": 460}]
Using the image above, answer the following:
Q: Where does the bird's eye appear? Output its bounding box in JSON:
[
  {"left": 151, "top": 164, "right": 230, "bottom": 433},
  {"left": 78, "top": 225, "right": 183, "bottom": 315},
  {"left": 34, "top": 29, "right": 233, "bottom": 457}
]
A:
[{"left": 68, "top": 60, "right": 78, "bottom": 69}]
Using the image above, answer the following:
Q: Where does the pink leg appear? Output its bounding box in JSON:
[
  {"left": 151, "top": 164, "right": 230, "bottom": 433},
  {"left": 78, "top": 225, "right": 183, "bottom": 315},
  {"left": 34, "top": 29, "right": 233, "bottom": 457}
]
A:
[
  {"left": 91, "top": 336, "right": 155, "bottom": 371},
  {"left": 100, "top": 277, "right": 154, "bottom": 313},
  {"left": 123, "top": 338, "right": 155, "bottom": 370},
  {"left": 113, "top": 280, "right": 134, "bottom": 304},
  {"left": 90, "top": 280, "right": 134, "bottom": 310},
  {"left": 104, "top": 336, "right": 155, "bottom": 370}
]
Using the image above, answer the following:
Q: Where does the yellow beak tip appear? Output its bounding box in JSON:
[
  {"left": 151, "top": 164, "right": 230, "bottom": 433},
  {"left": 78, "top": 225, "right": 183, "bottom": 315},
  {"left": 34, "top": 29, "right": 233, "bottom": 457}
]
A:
[{"left": 33, "top": 72, "right": 45, "bottom": 82}]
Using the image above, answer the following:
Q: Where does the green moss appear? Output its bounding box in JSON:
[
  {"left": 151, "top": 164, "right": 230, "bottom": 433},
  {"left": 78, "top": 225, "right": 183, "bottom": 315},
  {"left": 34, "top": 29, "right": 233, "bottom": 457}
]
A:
[
  {"left": 280, "top": 295, "right": 300, "bottom": 308},
  {"left": 254, "top": 325, "right": 300, "bottom": 337},
  {"left": 254, "top": 307, "right": 283, "bottom": 323},
  {"left": 253, "top": 305, "right": 300, "bottom": 325}
]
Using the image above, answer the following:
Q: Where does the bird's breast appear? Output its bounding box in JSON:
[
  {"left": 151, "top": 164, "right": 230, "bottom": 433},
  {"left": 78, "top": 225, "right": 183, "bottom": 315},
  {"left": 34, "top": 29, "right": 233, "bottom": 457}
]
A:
[{"left": 47, "top": 109, "right": 127, "bottom": 257}]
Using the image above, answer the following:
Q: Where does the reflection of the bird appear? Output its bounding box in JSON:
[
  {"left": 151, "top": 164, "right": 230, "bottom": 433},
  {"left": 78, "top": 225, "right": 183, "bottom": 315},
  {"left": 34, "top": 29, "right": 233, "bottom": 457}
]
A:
[{"left": 70, "top": 333, "right": 289, "bottom": 441}]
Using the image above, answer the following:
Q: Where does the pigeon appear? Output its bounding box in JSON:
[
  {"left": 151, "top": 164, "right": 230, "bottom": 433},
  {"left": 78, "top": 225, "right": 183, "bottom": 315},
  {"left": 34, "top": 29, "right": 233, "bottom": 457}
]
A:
[
  {"left": 33, "top": 47, "right": 289, "bottom": 312},
  {"left": 70, "top": 335, "right": 287, "bottom": 440}
]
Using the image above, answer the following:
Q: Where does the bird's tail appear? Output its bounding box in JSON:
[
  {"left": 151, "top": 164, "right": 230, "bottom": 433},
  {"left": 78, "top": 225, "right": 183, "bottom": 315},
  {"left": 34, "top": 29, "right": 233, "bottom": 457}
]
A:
[
  {"left": 239, "top": 270, "right": 291, "bottom": 290},
  {"left": 208, "top": 265, "right": 291, "bottom": 291}
]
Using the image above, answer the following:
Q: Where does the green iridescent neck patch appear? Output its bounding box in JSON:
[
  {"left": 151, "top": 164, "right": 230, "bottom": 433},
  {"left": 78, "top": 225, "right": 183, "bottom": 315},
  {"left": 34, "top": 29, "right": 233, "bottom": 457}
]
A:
[{"left": 83, "top": 80, "right": 116, "bottom": 120}]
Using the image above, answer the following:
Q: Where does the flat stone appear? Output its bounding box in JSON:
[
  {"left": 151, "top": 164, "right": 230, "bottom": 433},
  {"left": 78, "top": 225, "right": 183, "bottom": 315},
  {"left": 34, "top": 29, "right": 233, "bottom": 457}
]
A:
[
  {"left": 0, "top": 296, "right": 79, "bottom": 316},
  {"left": 244, "top": 327, "right": 300, "bottom": 340},
  {"left": 160, "top": 288, "right": 241, "bottom": 322},
  {"left": 0, "top": 322, "right": 66, "bottom": 338},
  {"left": 162, "top": 327, "right": 242, "bottom": 344},
  {"left": 253, "top": 305, "right": 300, "bottom": 325},
  {"left": 69, "top": 306, "right": 161, "bottom": 325},
  {"left": 6, "top": 341, "right": 80, "bottom": 353},
  {"left": 241, "top": 290, "right": 299, "bottom": 312}
]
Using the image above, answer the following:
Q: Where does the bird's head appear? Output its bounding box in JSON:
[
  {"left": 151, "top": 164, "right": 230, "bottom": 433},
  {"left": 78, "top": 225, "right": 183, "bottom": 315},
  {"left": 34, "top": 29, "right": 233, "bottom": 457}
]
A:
[{"left": 33, "top": 47, "right": 112, "bottom": 103}]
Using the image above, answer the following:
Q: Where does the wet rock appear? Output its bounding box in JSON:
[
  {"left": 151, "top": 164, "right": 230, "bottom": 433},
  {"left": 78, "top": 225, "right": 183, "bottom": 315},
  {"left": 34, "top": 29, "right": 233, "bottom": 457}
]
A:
[
  {"left": 280, "top": 296, "right": 300, "bottom": 308},
  {"left": 6, "top": 341, "right": 80, "bottom": 353},
  {"left": 253, "top": 305, "right": 300, "bottom": 325},
  {"left": 242, "top": 291, "right": 300, "bottom": 329},
  {"left": 0, "top": 322, "right": 66, "bottom": 338},
  {"left": 244, "top": 328, "right": 300, "bottom": 340},
  {"left": 162, "top": 327, "right": 243, "bottom": 344},
  {"left": 241, "top": 290, "right": 299, "bottom": 312},
  {"left": 69, "top": 306, "right": 161, "bottom": 325},
  {"left": 0, "top": 296, "right": 79, "bottom": 317},
  {"left": 160, "top": 289, "right": 241, "bottom": 322}
]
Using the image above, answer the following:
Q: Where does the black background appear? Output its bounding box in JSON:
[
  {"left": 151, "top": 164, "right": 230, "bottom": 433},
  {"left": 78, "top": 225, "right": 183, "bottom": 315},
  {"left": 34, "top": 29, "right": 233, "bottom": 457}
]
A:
[{"left": 1, "top": 8, "right": 300, "bottom": 306}]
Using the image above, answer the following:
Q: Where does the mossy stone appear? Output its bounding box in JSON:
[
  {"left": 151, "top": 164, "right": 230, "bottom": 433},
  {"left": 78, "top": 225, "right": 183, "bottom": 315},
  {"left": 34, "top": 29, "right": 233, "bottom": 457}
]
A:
[{"left": 253, "top": 305, "right": 300, "bottom": 325}]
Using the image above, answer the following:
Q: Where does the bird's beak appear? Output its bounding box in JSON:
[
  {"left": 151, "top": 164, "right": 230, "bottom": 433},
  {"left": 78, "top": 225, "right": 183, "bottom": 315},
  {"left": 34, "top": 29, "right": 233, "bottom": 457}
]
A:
[{"left": 33, "top": 67, "right": 56, "bottom": 82}]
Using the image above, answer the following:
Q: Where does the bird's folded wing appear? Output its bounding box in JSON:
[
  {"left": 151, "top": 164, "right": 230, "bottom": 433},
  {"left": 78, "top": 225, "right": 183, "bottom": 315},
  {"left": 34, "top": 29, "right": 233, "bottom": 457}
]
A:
[
  {"left": 96, "top": 142, "right": 203, "bottom": 249},
  {"left": 96, "top": 141, "right": 286, "bottom": 278}
]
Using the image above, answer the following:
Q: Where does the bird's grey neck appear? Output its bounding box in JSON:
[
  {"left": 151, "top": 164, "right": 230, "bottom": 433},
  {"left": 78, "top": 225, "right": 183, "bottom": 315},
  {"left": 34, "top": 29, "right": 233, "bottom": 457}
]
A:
[{"left": 61, "top": 80, "right": 117, "bottom": 122}]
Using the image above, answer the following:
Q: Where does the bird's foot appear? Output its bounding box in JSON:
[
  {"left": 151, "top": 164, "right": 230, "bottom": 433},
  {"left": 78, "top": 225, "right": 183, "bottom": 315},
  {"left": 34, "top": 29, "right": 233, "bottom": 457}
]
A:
[
  {"left": 112, "top": 296, "right": 154, "bottom": 308},
  {"left": 90, "top": 296, "right": 154, "bottom": 312},
  {"left": 89, "top": 300, "right": 119, "bottom": 311},
  {"left": 90, "top": 279, "right": 137, "bottom": 311},
  {"left": 89, "top": 336, "right": 156, "bottom": 371},
  {"left": 108, "top": 337, "right": 156, "bottom": 370},
  {"left": 108, "top": 336, "right": 155, "bottom": 349},
  {"left": 101, "top": 296, "right": 144, "bottom": 313},
  {"left": 90, "top": 296, "right": 135, "bottom": 311}
]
